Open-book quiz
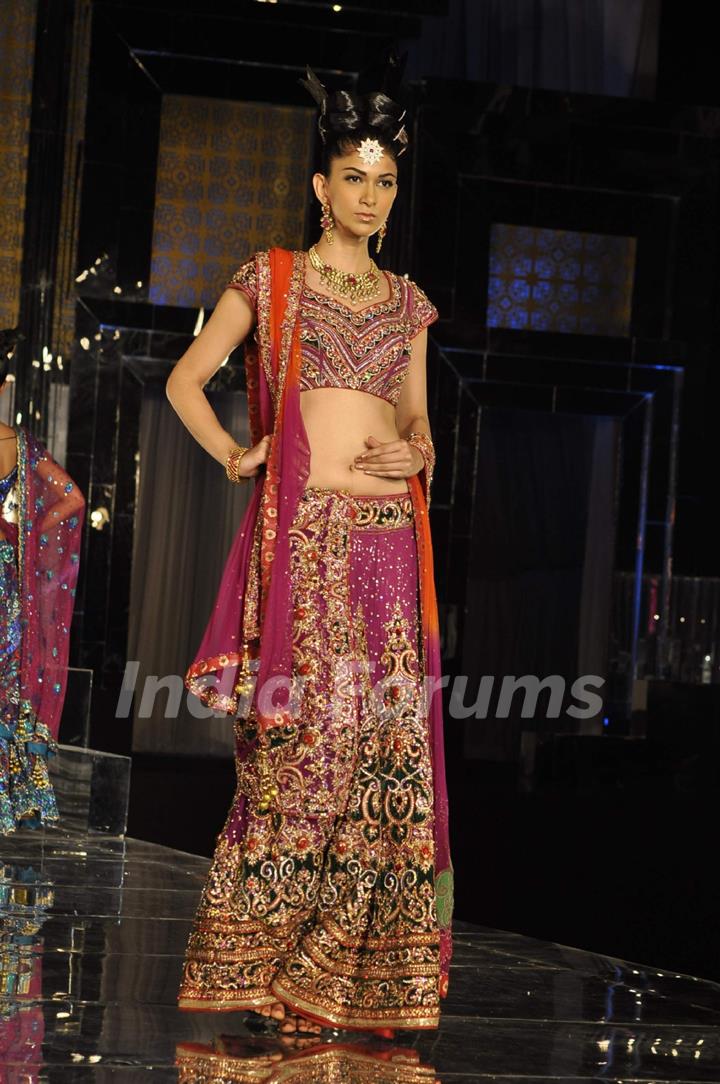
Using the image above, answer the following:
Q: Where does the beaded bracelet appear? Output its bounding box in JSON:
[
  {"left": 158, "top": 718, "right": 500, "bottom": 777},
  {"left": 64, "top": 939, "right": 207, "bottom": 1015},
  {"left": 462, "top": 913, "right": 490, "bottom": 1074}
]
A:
[
  {"left": 226, "top": 444, "right": 250, "bottom": 483},
  {"left": 406, "top": 431, "right": 436, "bottom": 495}
]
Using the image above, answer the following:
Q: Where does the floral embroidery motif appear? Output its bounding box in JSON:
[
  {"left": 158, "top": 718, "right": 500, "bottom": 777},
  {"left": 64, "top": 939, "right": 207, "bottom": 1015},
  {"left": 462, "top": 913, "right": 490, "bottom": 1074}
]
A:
[{"left": 178, "top": 488, "right": 441, "bottom": 1028}]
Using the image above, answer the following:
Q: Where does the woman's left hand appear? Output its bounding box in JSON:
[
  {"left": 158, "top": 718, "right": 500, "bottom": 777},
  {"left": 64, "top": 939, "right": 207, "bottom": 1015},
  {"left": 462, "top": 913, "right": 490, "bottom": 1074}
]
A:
[{"left": 351, "top": 435, "right": 424, "bottom": 479}]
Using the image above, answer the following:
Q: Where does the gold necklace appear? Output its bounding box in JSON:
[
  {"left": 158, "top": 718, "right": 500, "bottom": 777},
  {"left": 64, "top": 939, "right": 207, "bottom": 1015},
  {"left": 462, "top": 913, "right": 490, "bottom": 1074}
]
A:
[{"left": 308, "top": 244, "right": 382, "bottom": 304}]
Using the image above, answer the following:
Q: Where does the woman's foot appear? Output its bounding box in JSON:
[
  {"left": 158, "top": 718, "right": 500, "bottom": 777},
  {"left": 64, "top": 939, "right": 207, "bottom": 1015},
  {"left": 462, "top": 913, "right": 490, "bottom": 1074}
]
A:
[{"left": 246, "top": 1001, "right": 286, "bottom": 1029}]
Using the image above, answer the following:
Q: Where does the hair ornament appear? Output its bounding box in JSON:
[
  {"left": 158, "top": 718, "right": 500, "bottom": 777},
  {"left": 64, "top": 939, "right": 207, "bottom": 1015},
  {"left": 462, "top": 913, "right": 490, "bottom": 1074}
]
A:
[
  {"left": 297, "top": 65, "right": 330, "bottom": 140},
  {"left": 298, "top": 50, "right": 410, "bottom": 157},
  {"left": 357, "top": 137, "right": 385, "bottom": 166}
]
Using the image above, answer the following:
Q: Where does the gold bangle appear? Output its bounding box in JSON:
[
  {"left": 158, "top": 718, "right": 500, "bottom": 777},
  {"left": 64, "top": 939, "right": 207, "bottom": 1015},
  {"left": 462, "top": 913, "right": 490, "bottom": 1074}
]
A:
[
  {"left": 226, "top": 444, "right": 249, "bottom": 483},
  {"left": 406, "top": 431, "right": 436, "bottom": 495}
]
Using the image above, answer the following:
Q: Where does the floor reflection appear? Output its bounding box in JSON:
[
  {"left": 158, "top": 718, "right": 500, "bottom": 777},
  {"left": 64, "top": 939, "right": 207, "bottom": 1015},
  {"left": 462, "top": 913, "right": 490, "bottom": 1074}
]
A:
[
  {"left": 0, "top": 861, "right": 54, "bottom": 1073},
  {"left": 176, "top": 1033, "right": 439, "bottom": 1081},
  {"left": 1, "top": 823, "right": 720, "bottom": 1082}
]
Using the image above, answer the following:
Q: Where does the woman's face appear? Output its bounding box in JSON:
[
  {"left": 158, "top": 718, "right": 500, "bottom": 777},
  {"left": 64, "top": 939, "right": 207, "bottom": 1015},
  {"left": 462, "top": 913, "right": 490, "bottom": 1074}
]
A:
[{"left": 313, "top": 143, "right": 398, "bottom": 239}]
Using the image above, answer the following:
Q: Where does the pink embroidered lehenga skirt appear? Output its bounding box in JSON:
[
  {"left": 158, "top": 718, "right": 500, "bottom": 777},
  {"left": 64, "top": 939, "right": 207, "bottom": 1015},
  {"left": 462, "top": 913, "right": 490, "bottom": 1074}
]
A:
[{"left": 178, "top": 486, "right": 441, "bottom": 1030}]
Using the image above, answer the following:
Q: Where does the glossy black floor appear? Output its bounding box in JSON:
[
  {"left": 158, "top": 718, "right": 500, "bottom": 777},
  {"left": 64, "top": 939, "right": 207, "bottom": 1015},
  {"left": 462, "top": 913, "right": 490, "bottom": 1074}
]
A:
[{"left": 1, "top": 823, "right": 719, "bottom": 1082}]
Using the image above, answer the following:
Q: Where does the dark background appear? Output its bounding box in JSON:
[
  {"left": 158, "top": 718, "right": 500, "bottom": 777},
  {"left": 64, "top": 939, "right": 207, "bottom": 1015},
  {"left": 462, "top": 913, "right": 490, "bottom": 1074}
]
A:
[{"left": 8, "top": 0, "right": 720, "bottom": 984}]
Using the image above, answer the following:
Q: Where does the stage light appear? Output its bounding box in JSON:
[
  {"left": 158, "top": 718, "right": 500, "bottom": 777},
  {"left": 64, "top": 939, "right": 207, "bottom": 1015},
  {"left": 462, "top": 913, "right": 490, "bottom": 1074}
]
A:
[{"left": 90, "top": 506, "right": 111, "bottom": 531}]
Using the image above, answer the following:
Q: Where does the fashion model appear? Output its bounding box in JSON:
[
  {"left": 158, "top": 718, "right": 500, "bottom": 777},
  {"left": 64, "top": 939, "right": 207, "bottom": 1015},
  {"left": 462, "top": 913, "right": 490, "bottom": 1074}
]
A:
[
  {"left": 0, "top": 352, "right": 86, "bottom": 835},
  {"left": 167, "top": 56, "right": 453, "bottom": 1039}
]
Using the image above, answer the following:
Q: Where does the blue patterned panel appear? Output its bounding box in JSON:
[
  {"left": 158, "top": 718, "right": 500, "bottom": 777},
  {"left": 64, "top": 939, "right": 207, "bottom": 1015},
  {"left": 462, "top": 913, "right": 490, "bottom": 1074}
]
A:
[{"left": 487, "top": 224, "right": 636, "bottom": 336}]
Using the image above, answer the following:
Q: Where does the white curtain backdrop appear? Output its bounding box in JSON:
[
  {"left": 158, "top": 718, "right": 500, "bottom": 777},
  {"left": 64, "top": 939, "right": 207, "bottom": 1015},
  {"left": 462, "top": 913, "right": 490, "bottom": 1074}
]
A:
[{"left": 128, "top": 387, "right": 252, "bottom": 757}]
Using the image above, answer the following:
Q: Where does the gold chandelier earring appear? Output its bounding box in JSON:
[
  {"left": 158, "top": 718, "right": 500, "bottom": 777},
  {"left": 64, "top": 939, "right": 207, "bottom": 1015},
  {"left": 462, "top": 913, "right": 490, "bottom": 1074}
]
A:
[
  {"left": 320, "top": 199, "right": 335, "bottom": 245},
  {"left": 376, "top": 218, "right": 388, "bottom": 254}
]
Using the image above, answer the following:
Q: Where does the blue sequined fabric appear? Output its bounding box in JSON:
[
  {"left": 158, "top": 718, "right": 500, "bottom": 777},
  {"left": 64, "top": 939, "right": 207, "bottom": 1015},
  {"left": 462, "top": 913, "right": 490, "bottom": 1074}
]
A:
[
  {"left": 0, "top": 463, "right": 17, "bottom": 502},
  {"left": 0, "top": 469, "right": 60, "bottom": 835}
]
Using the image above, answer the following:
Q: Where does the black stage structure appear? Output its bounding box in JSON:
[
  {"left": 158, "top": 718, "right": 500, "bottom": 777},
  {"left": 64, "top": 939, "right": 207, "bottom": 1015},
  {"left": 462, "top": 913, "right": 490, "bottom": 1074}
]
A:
[{"left": 2, "top": 0, "right": 720, "bottom": 1077}]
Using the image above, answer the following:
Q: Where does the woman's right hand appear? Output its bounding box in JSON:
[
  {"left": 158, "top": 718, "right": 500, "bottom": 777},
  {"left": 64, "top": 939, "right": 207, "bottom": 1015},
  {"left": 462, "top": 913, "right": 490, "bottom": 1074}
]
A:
[{"left": 237, "top": 434, "right": 272, "bottom": 478}]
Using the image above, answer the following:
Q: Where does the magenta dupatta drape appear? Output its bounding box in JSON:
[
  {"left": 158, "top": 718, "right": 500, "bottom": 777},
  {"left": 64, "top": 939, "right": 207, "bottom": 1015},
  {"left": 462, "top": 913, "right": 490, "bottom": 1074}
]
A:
[
  {"left": 185, "top": 248, "right": 454, "bottom": 995},
  {"left": 1, "top": 426, "right": 85, "bottom": 743}
]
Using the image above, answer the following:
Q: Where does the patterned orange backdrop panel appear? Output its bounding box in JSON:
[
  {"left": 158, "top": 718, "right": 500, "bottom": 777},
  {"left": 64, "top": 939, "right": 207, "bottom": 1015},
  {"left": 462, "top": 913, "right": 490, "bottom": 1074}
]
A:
[
  {"left": 0, "top": 0, "right": 37, "bottom": 328},
  {"left": 150, "top": 95, "right": 315, "bottom": 309}
]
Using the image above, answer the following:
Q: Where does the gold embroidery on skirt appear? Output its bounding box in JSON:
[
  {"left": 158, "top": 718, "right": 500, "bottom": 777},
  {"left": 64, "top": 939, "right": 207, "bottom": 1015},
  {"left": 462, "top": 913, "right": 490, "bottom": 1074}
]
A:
[{"left": 178, "top": 489, "right": 440, "bottom": 1028}]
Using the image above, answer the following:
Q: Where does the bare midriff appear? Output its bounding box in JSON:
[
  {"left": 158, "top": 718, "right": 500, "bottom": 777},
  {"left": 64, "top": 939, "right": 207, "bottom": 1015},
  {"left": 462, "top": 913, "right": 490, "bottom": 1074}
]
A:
[{"left": 300, "top": 387, "right": 410, "bottom": 497}]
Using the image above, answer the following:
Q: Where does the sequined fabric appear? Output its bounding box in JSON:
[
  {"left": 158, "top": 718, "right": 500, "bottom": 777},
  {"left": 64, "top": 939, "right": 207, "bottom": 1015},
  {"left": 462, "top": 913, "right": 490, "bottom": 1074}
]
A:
[
  {"left": 0, "top": 464, "right": 17, "bottom": 506},
  {"left": 178, "top": 487, "right": 441, "bottom": 1029},
  {"left": 227, "top": 255, "right": 439, "bottom": 406},
  {"left": 0, "top": 466, "right": 60, "bottom": 834},
  {"left": 0, "top": 430, "right": 86, "bottom": 835}
]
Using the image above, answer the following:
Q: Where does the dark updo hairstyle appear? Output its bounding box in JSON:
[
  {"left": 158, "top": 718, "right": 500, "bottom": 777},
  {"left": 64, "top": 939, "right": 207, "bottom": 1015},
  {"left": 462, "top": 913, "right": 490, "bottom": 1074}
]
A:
[{"left": 298, "top": 50, "right": 410, "bottom": 178}]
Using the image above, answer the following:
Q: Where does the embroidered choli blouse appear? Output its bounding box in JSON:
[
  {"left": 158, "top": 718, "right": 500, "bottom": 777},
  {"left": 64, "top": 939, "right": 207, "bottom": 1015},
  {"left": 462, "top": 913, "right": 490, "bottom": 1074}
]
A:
[{"left": 226, "top": 254, "right": 439, "bottom": 407}]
